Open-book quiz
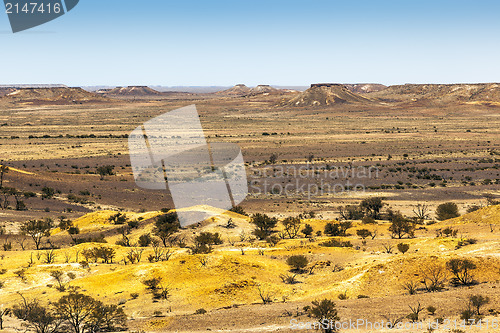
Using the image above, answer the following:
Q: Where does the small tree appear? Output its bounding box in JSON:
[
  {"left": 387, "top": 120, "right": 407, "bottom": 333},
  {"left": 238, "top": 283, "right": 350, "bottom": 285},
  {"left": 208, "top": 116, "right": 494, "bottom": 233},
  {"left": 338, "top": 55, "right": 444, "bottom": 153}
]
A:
[
  {"left": 154, "top": 212, "right": 180, "bottom": 247},
  {"left": 469, "top": 294, "right": 489, "bottom": 315},
  {"left": 286, "top": 255, "right": 308, "bottom": 272},
  {"left": 356, "top": 229, "right": 372, "bottom": 240},
  {"left": 50, "top": 270, "right": 65, "bottom": 291},
  {"left": 9, "top": 188, "right": 26, "bottom": 211},
  {"left": 251, "top": 213, "right": 277, "bottom": 240},
  {"left": 12, "top": 298, "right": 62, "bottom": 333},
  {"left": 389, "top": 213, "right": 415, "bottom": 239},
  {"left": 301, "top": 224, "right": 313, "bottom": 238},
  {"left": 397, "top": 243, "right": 410, "bottom": 254},
  {"left": 52, "top": 292, "right": 99, "bottom": 333},
  {"left": 41, "top": 187, "right": 55, "bottom": 199},
  {"left": 281, "top": 216, "right": 301, "bottom": 239},
  {"left": 20, "top": 218, "right": 53, "bottom": 250},
  {"left": 191, "top": 232, "right": 223, "bottom": 254},
  {"left": 436, "top": 202, "right": 460, "bottom": 221},
  {"left": 309, "top": 299, "right": 340, "bottom": 333},
  {"left": 256, "top": 285, "right": 275, "bottom": 304},
  {"left": 422, "top": 264, "right": 447, "bottom": 292},
  {"left": 96, "top": 165, "right": 115, "bottom": 180},
  {"left": 446, "top": 258, "right": 476, "bottom": 286},
  {"left": 324, "top": 223, "right": 340, "bottom": 236},
  {"left": 360, "top": 197, "right": 385, "bottom": 219},
  {"left": 86, "top": 303, "right": 127, "bottom": 332},
  {"left": 325, "top": 222, "right": 351, "bottom": 237}
]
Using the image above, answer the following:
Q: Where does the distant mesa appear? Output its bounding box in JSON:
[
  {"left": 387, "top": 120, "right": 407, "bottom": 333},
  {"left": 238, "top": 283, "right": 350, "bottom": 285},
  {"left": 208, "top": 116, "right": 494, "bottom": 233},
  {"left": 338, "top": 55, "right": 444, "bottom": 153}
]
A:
[
  {"left": 104, "top": 86, "right": 162, "bottom": 96},
  {"left": 0, "top": 87, "right": 109, "bottom": 105},
  {"left": 283, "top": 83, "right": 374, "bottom": 107},
  {"left": 344, "top": 83, "right": 387, "bottom": 94},
  {"left": 0, "top": 84, "right": 67, "bottom": 89},
  {"left": 216, "top": 84, "right": 288, "bottom": 96},
  {"left": 0, "top": 87, "right": 17, "bottom": 97},
  {"left": 370, "top": 83, "right": 500, "bottom": 106},
  {"left": 216, "top": 84, "right": 251, "bottom": 96}
]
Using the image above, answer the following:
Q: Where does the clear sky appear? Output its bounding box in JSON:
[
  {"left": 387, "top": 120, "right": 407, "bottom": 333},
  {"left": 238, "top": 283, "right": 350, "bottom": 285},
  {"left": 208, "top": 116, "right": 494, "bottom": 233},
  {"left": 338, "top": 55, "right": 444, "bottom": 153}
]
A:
[{"left": 1, "top": 0, "right": 499, "bottom": 86}]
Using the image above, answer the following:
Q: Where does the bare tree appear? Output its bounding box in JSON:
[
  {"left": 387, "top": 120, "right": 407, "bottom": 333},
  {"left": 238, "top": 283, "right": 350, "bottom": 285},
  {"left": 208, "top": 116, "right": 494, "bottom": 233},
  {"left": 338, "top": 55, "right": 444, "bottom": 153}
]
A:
[
  {"left": 281, "top": 216, "right": 301, "bottom": 239},
  {"left": 408, "top": 302, "right": 424, "bottom": 322},
  {"left": 50, "top": 270, "right": 65, "bottom": 291},
  {"left": 11, "top": 293, "right": 63, "bottom": 333},
  {"left": 382, "top": 243, "right": 393, "bottom": 254},
  {"left": 16, "top": 236, "right": 28, "bottom": 250},
  {"left": 256, "top": 285, "right": 275, "bottom": 304},
  {"left": 43, "top": 250, "right": 56, "bottom": 264},
  {"left": 413, "top": 203, "right": 430, "bottom": 220},
  {"left": 402, "top": 280, "right": 419, "bottom": 295},
  {"left": 422, "top": 264, "right": 447, "bottom": 292},
  {"left": 125, "top": 248, "right": 144, "bottom": 264}
]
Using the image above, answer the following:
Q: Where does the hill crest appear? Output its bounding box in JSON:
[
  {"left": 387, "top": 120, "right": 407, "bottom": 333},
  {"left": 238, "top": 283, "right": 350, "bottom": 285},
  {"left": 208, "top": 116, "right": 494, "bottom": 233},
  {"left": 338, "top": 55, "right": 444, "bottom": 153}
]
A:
[
  {"left": 283, "top": 83, "right": 374, "bottom": 107},
  {"left": 104, "top": 86, "right": 161, "bottom": 96},
  {"left": 1, "top": 87, "right": 110, "bottom": 105},
  {"left": 370, "top": 83, "right": 500, "bottom": 106}
]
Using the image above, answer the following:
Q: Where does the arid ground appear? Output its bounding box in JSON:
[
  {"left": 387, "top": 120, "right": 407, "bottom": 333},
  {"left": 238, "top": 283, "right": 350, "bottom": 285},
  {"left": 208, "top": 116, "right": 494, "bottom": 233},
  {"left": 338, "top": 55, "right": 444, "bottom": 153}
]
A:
[{"left": 0, "top": 84, "right": 499, "bottom": 332}]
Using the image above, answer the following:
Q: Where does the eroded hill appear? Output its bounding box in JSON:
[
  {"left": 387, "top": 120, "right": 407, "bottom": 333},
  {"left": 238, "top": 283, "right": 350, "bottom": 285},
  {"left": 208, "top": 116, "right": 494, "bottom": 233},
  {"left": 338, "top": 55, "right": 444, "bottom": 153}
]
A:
[
  {"left": 105, "top": 86, "right": 162, "bottom": 96},
  {"left": 369, "top": 83, "right": 500, "bottom": 106},
  {"left": 283, "top": 83, "right": 376, "bottom": 107},
  {"left": 0, "top": 87, "right": 110, "bottom": 105}
]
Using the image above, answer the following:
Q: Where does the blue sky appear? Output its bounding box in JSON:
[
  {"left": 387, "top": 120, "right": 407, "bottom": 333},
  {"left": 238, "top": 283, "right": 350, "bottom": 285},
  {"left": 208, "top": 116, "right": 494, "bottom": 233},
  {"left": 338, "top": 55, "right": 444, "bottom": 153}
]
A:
[{"left": 1, "top": 0, "right": 499, "bottom": 86}]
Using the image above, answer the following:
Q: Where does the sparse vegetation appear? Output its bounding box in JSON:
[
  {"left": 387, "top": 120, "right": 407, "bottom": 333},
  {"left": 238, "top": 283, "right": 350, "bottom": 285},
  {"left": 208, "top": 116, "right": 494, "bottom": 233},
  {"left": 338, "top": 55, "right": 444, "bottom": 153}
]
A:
[
  {"left": 281, "top": 216, "right": 301, "bottom": 239},
  {"left": 251, "top": 213, "right": 278, "bottom": 240},
  {"left": 309, "top": 299, "right": 340, "bottom": 333},
  {"left": 436, "top": 202, "right": 460, "bottom": 220},
  {"left": 446, "top": 258, "right": 476, "bottom": 286},
  {"left": 287, "top": 255, "right": 308, "bottom": 272},
  {"left": 154, "top": 212, "right": 180, "bottom": 247},
  {"left": 20, "top": 218, "right": 53, "bottom": 250},
  {"left": 397, "top": 242, "right": 410, "bottom": 254}
]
